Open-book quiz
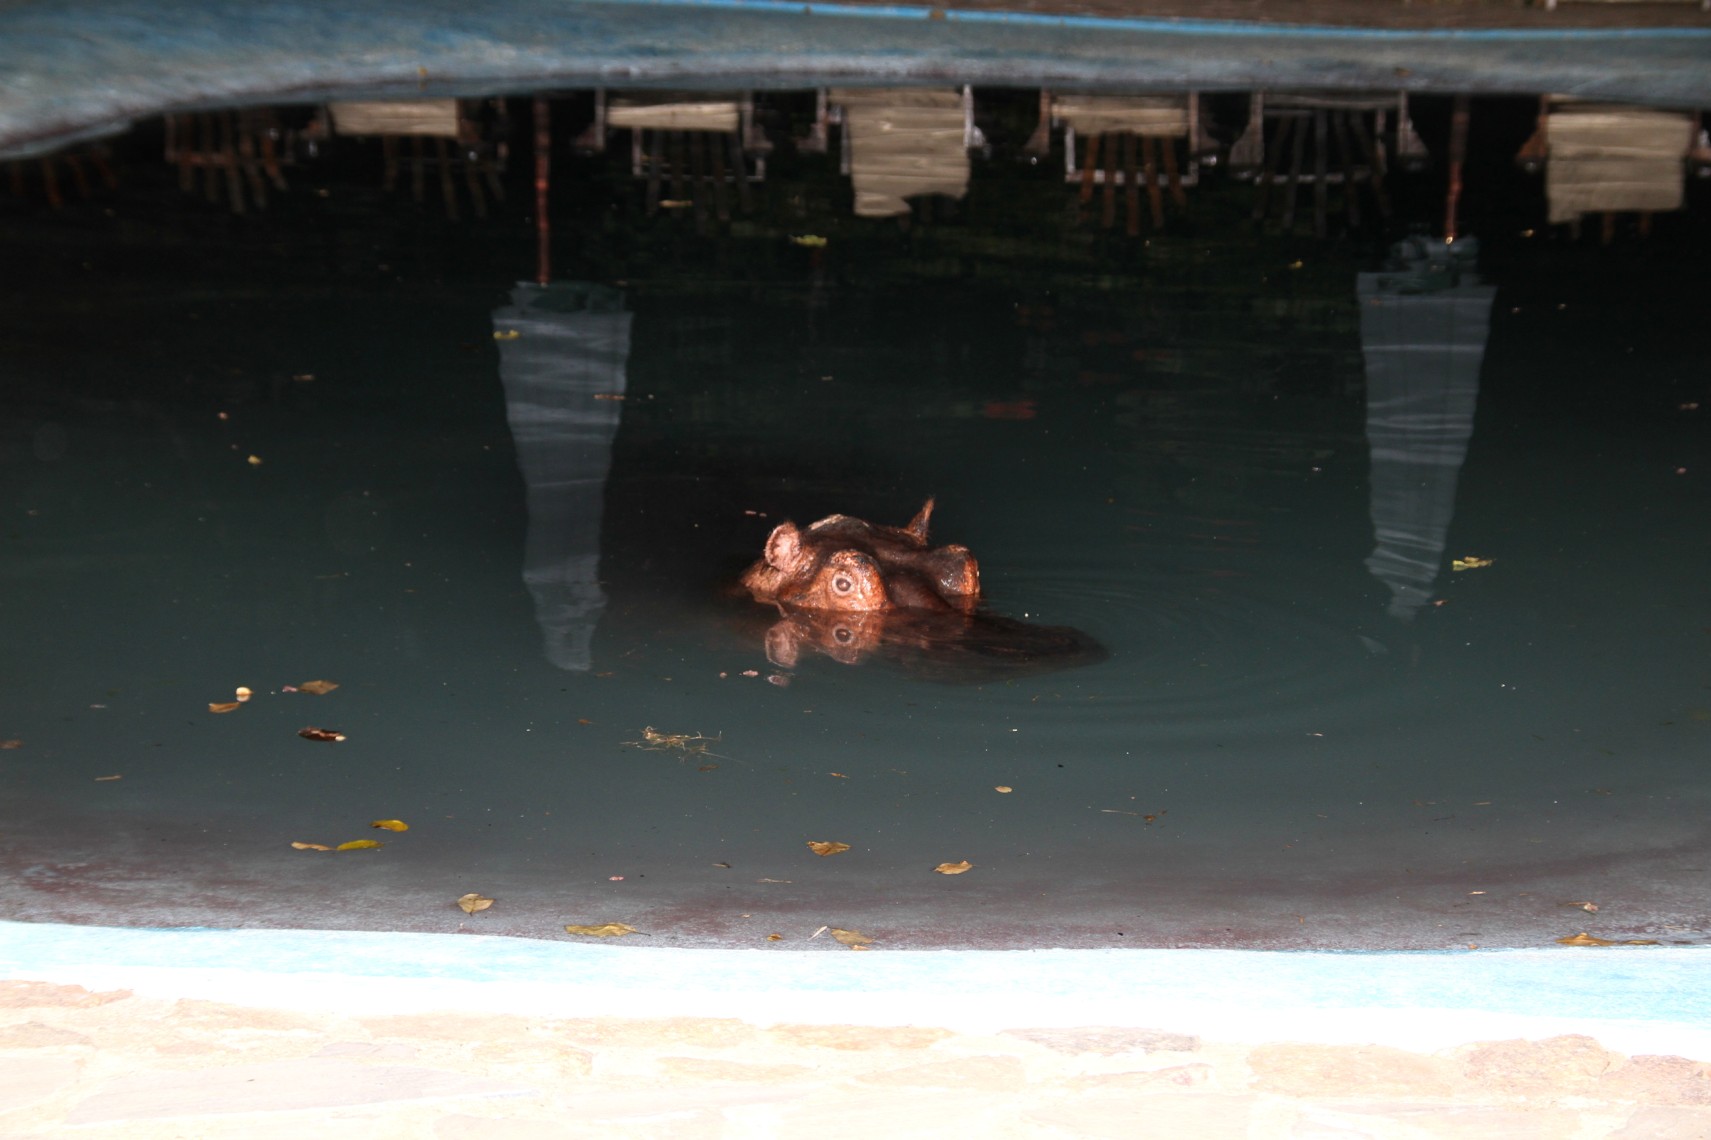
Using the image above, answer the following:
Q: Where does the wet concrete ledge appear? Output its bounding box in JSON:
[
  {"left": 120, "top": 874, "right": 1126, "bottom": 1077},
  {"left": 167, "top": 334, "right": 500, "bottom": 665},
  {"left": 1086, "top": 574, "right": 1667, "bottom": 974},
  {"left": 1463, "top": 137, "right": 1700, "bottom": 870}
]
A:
[{"left": 3, "top": 0, "right": 1710, "bottom": 159}]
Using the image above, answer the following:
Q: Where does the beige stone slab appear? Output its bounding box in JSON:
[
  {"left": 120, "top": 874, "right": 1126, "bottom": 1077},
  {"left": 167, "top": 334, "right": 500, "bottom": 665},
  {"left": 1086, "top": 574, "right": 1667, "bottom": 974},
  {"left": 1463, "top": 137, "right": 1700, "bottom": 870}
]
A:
[
  {"left": 0, "top": 1055, "right": 81, "bottom": 1113},
  {"left": 1002, "top": 1025, "right": 1199, "bottom": 1055},
  {"left": 63, "top": 1057, "right": 534, "bottom": 1124}
]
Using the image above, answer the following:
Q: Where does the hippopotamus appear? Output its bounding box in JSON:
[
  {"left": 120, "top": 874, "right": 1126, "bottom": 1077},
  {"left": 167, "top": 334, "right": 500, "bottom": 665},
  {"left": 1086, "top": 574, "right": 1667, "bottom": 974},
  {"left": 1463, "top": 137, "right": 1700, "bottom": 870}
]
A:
[
  {"left": 740, "top": 499, "right": 979, "bottom": 615},
  {"left": 740, "top": 500, "right": 1105, "bottom": 680}
]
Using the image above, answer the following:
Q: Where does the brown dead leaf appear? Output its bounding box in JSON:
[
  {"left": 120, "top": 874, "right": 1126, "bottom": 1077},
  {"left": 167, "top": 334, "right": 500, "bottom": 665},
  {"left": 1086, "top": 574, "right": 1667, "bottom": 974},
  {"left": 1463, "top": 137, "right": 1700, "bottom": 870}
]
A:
[
  {"left": 335, "top": 839, "right": 382, "bottom": 851},
  {"left": 829, "top": 928, "right": 872, "bottom": 947},
  {"left": 806, "top": 841, "right": 851, "bottom": 857},
  {"left": 994, "top": 785, "right": 1013, "bottom": 793},
  {"left": 564, "top": 922, "right": 640, "bottom": 938},
  {"left": 209, "top": 702, "right": 241, "bottom": 714},
  {"left": 291, "top": 842, "right": 333, "bottom": 851},
  {"left": 298, "top": 727, "right": 346, "bottom": 742},
  {"left": 370, "top": 819, "right": 409, "bottom": 832},
  {"left": 0, "top": 739, "right": 21, "bottom": 749},
  {"left": 933, "top": 860, "right": 974, "bottom": 875},
  {"left": 766, "top": 933, "right": 784, "bottom": 941},
  {"left": 457, "top": 893, "right": 494, "bottom": 914},
  {"left": 1565, "top": 901, "right": 1600, "bottom": 913},
  {"left": 1556, "top": 932, "right": 1658, "bottom": 946},
  {"left": 298, "top": 680, "right": 340, "bottom": 695}
]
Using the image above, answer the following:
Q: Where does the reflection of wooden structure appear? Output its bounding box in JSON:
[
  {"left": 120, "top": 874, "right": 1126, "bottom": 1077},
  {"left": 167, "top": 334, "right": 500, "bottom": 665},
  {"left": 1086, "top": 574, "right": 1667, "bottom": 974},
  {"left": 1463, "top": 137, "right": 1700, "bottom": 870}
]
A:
[
  {"left": 164, "top": 110, "right": 290, "bottom": 214},
  {"left": 4, "top": 142, "right": 116, "bottom": 209},
  {"left": 326, "top": 99, "right": 508, "bottom": 221},
  {"left": 1516, "top": 97, "right": 1700, "bottom": 241},
  {"left": 828, "top": 88, "right": 983, "bottom": 219},
  {"left": 1026, "top": 91, "right": 1207, "bottom": 234},
  {"left": 1231, "top": 92, "right": 1425, "bottom": 236},
  {"left": 577, "top": 91, "right": 766, "bottom": 227}
]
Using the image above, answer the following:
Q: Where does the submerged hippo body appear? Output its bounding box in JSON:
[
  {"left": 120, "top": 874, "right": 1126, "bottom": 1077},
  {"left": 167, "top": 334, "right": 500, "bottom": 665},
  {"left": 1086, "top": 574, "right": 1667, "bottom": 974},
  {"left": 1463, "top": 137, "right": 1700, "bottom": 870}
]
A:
[{"left": 740, "top": 500, "right": 1105, "bottom": 680}]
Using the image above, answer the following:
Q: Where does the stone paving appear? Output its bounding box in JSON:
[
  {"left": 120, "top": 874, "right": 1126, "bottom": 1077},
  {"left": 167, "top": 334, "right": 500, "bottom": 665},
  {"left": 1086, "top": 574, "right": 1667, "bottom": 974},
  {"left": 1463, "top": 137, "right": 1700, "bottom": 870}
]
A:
[{"left": 4, "top": 978, "right": 1710, "bottom": 1138}]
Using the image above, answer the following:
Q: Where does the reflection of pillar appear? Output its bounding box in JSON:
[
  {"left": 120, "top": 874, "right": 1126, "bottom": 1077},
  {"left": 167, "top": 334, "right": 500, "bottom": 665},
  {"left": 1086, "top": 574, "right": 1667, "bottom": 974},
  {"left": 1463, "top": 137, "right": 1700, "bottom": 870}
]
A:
[
  {"left": 494, "top": 282, "right": 631, "bottom": 670},
  {"left": 1358, "top": 239, "right": 1494, "bottom": 621}
]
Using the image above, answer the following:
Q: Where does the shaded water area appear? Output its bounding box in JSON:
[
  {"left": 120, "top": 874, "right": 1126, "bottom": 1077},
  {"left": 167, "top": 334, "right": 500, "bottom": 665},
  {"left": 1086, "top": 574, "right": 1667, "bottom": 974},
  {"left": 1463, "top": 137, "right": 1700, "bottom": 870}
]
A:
[{"left": 2, "top": 96, "right": 1709, "bottom": 951}]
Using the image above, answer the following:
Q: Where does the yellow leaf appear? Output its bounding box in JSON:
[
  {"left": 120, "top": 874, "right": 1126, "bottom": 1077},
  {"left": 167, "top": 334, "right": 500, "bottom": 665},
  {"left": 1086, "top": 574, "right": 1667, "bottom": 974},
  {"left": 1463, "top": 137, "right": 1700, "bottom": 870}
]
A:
[
  {"left": 298, "top": 679, "right": 340, "bottom": 695},
  {"left": 247, "top": 454, "right": 263, "bottom": 466},
  {"left": 298, "top": 727, "right": 346, "bottom": 742},
  {"left": 493, "top": 329, "right": 521, "bottom": 340},
  {"left": 457, "top": 893, "right": 494, "bottom": 914},
  {"left": 291, "top": 841, "right": 332, "bottom": 851},
  {"left": 806, "top": 841, "right": 851, "bottom": 857},
  {"left": 564, "top": 923, "right": 639, "bottom": 937},
  {"left": 370, "top": 819, "right": 409, "bottom": 832},
  {"left": 934, "top": 860, "right": 974, "bottom": 875},
  {"left": 1452, "top": 555, "right": 1495, "bottom": 572},
  {"left": 790, "top": 234, "right": 828, "bottom": 248},
  {"left": 829, "top": 927, "right": 872, "bottom": 946},
  {"left": 209, "top": 702, "right": 241, "bottom": 714},
  {"left": 235, "top": 686, "right": 253, "bottom": 702},
  {"left": 994, "top": 785, "right": 1013, "bottom": 793},
  {"left": 1556, "top": 931, "right": 1659, "bottom": 946},
  {"left": 335, "top": 839, "right": 383, "bottom": 851},
  {"left": 766, "top": 933, "right": 784, "bottom": 941}
]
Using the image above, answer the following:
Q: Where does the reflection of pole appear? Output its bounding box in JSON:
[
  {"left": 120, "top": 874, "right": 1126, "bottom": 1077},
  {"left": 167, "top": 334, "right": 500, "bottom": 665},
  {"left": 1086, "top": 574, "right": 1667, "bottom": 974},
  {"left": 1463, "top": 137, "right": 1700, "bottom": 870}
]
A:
[
  {"left": 534, "top": 96, "right": 551, "bottom": 286},
  {"left": 1444, "top": 95, "right": 1470, "bottom": 242}
]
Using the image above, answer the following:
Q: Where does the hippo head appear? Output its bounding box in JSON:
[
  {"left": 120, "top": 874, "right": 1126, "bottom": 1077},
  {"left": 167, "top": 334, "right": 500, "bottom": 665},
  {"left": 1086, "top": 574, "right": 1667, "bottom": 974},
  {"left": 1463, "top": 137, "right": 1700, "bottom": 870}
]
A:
[{"left": 740, "top": 499, "right": 980, "bottom": 614}]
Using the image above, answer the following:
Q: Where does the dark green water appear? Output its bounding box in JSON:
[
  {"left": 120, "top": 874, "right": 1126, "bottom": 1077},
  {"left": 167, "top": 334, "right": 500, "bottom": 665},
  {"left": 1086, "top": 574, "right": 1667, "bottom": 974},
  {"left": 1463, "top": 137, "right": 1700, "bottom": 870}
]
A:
[{"left": 1, "top": 104, "right": 1708, "bottom": 949}]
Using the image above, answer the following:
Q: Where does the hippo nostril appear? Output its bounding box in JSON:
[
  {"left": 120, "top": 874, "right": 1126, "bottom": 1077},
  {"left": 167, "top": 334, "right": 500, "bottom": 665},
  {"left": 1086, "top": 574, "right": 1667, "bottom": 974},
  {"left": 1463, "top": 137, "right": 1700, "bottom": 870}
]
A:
[
  {"left": 832, "top": 574, "right": 853, "bottom": 594},
  {"left": 833, "top": 626, "right": 854, "bottom": 643}
]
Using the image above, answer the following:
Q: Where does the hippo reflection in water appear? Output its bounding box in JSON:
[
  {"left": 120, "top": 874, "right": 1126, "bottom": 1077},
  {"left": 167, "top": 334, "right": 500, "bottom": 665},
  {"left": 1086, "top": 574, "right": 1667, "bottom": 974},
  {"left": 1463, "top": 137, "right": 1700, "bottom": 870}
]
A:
[{"left": 739, "top": 499, "right": 1105, "bottom": 682}]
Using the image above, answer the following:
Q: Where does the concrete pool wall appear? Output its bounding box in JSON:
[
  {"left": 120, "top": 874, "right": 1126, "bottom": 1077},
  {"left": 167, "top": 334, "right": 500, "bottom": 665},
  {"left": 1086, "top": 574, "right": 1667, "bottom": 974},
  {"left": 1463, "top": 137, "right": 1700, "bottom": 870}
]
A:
[{"left": 4, "top": 0, "right": 1711, "bottom": 159}]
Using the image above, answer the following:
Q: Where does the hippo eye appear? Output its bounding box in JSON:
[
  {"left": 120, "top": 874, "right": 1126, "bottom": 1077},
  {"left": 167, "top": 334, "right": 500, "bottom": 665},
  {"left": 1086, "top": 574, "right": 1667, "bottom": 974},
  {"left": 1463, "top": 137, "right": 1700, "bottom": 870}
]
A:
[
  {"left": 831, "top": 574, "right": 854, "bottom": 595},
  {"left": 833, "top": 625, "right": 854, "bottom": 644}
]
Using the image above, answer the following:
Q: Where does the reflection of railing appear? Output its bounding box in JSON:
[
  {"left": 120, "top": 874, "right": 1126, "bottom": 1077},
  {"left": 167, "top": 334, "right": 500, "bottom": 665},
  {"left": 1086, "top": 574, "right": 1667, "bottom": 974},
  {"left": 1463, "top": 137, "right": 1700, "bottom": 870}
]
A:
[
  {"left": 494, "top": 283, "right": 631, "bottom": 671},
  {"left": 1026, "top": 92, "right": 1207, "bottom": 234},
  {"left": 577, "top": 90, "right": 767, "bottom": 227},
  {"left": 324, "top": 99, "right": 509, "bottom": 220},
  {"left": 1232, "top": 91, "right": 1426, "bottom": 236},
  {"left": 1359, "top": 239, "right": 1494, "bottom": 622},
  {"left": 164, "top": 109, "right": 291, "bottom": 214}
]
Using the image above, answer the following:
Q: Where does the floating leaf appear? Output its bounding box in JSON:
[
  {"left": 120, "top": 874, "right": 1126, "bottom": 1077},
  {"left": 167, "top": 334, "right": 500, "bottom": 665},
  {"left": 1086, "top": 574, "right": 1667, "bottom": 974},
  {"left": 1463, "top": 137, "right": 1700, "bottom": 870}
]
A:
[
  {"left": 457, "top": 892, "right": 494, "bottom": 914},
  {"left": 493, "top": 329, "right": 521, "bottom": 340},
  {"left": 829, "top": 927, "right": 872, "bottom": 947},
  {"left": 0, "top": 739, "right": 21, "bottom": 750},
  {"left": 1557, "top": 931, "right": 1658, "bottom": 946},
  {"left": 806, "top": 841, "right": 851, "bottom": 857},
  {"left": 790, "top": 234, "right": 829, "bottom": 248},
  {"left": 1565, "top": 901, "right": 1600, "bottom": 913},
  {"left": 1452, "top": 555, "right": 1495, "bottom": 572},
  {"left": 766, "top": 933, "right": 784, "bottom": 941},
  {"left": 298, "top": 727, "right": 346, "bottom": 742},
  {"left": 370, "top": 819, "right": 409, "bottom": 832},
  {"left": 933, "top": 860, "right": 974, "bottom": 875},
  {"left": 235, "top": 686, "right": 253, "bottom": 702},
  {"left": 335, "top": 839, "right": 382, "bottom": 851},
  {"left": 564, "top": 922, "right": 639, "bottom": 938},
  {"left": 298, "top": 680, "right": 340, "bottom": 695},
  {"left": 209, "top": 702, "right": 241, "bottom": 714},
  {"left": 93, "top": 774, "right": 122, "bottom": 782},
  {"left": 291, "top": 841, "right": 333, "bottom": 851},
  {"left": 994, "top": 785, "right": 1013, "bottom": 793}
]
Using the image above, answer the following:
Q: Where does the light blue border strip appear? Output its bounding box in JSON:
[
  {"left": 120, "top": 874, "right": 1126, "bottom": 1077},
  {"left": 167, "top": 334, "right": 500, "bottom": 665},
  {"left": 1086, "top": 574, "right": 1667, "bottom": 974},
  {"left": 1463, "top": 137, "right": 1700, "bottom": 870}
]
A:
[
  {"left": 613, "top": 0, "right": 1711, "bottom": 41},
  {"left": 4, "top": 921, "right": 1708, "bottom": 1028}
]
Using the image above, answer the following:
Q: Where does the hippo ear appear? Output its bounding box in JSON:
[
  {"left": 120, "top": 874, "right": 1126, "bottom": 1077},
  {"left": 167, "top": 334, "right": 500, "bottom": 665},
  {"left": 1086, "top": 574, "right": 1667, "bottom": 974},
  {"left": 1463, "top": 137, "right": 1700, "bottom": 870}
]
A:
[
  {"left": 905, "top": 498, "right": 936, "bottom": 544},
  {"left": 764, "top": 522, "right": 803, "bottom": 570}
]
